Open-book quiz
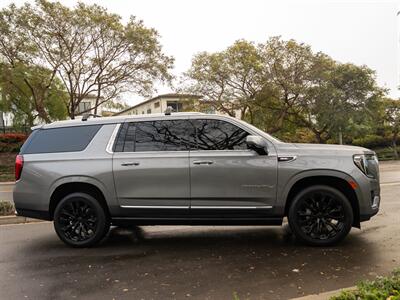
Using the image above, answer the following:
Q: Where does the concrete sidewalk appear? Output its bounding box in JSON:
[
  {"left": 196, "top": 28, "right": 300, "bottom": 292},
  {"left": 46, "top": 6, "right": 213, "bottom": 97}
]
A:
[{"left": 0, "top": 181, "right": 14, "bottom": 203}]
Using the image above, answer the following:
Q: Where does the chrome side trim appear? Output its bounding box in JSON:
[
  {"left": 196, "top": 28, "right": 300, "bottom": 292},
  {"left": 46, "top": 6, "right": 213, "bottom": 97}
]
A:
[
  {"left": 106, "top": 123, "right": 121, "bottom": 154},
  {"left": 120, "top": 205, "right": 189, "bottom": 209},
  {"left": 190, "top": 206, "right": 273, "bottom": 209}
]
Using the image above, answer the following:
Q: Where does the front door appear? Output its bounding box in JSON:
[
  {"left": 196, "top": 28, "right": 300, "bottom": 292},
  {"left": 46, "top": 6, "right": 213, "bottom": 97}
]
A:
[
  {"left": 189, "top": 118, "right": 278, "bottom": 217},
  {"left": 112, "top": 119, "right": 194, "bottom": 217}
]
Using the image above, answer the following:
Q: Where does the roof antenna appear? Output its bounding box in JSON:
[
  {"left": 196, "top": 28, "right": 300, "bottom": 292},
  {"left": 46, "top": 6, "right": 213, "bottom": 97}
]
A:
[
  {"left": 165, "top": 106, "right": 173, "bottom": 115},
  {"left": 82, "top": 113, "right": 101, "bottom": 121}
]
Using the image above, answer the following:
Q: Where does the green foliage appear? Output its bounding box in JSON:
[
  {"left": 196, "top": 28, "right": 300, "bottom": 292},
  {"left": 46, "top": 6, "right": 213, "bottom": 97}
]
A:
[
  {"left": 352, "top": 135, "right": 392, "bottom": 149},
  {"left": 0, "top": 63, "right": 68, "bottom": 126},
  {"left": 0, "top": 0, "right": 174, "bottom": 119},
  {"left": 184, "top": 36, "right": 385, "bottom": 145},
  {"left": 331, "top": 269, "right": 400, "bottom": 300},
  {"left": 374, "top": 147, "right": 400, "bottom": 161},
  {"left": 0, "top": 133, "right": 27, "bottom": 152},
  {"left": 0, "top": 201, "right": 14, "bottom": 216}
]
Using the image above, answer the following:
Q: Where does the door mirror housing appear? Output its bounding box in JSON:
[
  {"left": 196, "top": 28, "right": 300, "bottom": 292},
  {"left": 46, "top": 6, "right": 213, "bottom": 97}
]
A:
[{"left": 246, "top": 135, "right": 268, "bottom": 155}]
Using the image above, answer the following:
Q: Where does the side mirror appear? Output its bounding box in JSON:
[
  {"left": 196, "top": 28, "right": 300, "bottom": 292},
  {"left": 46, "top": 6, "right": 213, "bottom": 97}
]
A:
[{"left": 246, "top": 135, "right": 268, "bottom": 155}]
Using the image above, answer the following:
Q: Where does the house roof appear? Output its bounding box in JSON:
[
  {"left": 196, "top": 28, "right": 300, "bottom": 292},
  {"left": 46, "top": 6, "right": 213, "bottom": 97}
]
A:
[{"left": 114, "top": 93, "right": 202, "bottom": 116}]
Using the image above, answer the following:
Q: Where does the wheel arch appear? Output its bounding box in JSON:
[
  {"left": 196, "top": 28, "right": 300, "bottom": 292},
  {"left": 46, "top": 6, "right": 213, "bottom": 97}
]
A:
[
  {"left": 49, "top": 180, "right": 110, "bottom": 220},
  {"left": 282, "top": 173, "right": 361, "bottom": 228}
]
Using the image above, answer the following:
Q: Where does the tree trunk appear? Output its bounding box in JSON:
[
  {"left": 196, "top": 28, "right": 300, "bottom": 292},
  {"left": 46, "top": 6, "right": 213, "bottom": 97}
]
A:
[
  {"left": 70, "top": 95, "right": 75, "bottom": 119},
  {"left": 36, "top": 104, "right": 51, "bottom": 123},
  {"left": 392, "top": 132, "right": 399, "bottom": 160},
  {"left": 94, "top": 83, "right": 101, "bottom": 115},
  {"left": 314, "top": 132, "right": 323, "bottom": 144}
]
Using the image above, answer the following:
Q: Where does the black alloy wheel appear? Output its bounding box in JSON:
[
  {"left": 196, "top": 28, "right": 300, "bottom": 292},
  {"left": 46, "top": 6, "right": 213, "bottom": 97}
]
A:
[
  {"left": 288, "top": 185, "right": 353, "bottom": 246},
  {"left": 54, "top": 193, "right": 109, "bottom": 247}
]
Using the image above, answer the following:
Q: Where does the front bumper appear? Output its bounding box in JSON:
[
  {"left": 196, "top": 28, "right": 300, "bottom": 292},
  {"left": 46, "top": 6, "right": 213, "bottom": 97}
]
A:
[{"left": 357, "top": 176, "right": 380, "bottom": 222}]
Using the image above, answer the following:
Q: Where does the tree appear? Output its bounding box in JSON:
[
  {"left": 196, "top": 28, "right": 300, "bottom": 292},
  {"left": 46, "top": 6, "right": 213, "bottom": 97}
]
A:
[
  {"left": 382, "top": 99, "right": 400, "bottom": 159},
  {"left": 0, "top": 62, "right": 68, "bottom": 127},
  {"left": 0, "top": 0, "right": 174, "bottom": 119},
  {"left": 182, "top": 40, "right": 264, "bottom": 119},
  {"left": 183, "top": 36, "right": 384, "bottom": 143},
  {"left": 0, "top": 3, "right": 61, "bottom": 123},
  {"left": 295, "top": 61, "right": 384, "bottom": 143}
]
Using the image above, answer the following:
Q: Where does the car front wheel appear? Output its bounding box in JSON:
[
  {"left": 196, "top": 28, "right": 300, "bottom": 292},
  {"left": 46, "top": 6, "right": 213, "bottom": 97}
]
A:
[
  {"left": 288, "top": 185, "right": 353, "bottom": 246},
  {"left": 53, "top": 193, "right": 110, "bottom": 248}
]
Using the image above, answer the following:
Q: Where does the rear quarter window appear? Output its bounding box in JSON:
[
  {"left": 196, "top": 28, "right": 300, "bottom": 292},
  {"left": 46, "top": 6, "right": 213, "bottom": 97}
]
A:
[{"left": 20, "top": 125, "right": 102, "bottom": 154}]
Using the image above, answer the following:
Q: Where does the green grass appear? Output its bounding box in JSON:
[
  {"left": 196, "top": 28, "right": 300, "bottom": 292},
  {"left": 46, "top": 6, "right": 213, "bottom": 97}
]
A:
[
  {"left": 330, "top": 269, "right": 400, "bottom": 300},
  {"left": 0, "top": 201, "right": 14, "bottom": 216}
]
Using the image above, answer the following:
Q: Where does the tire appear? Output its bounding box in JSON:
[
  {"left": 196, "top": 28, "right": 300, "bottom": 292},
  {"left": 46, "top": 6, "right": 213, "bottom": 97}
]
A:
[
  {"left": 53, "top": 192, "right": 110, "bottom": 248},
  {"left": 288, "top": 185, "right": 353, "bottom": 246}
]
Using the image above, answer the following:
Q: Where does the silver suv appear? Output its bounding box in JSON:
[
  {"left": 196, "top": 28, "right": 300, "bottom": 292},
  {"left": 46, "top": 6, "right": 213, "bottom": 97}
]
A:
[{"left": 14, "top": 112, "right": 380, "bottom": 247}]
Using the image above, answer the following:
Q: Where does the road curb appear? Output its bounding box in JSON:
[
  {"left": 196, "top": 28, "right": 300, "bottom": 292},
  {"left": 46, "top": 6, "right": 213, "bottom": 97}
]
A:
[
  {"left": 0, "top": 215, "right": 44, "bottom": 225},
  {"left": 291, "top": 286, "right": 356, "bottom": 300},
  {"left": 0, "top": 181, "right": 15, "bottom": 185}
]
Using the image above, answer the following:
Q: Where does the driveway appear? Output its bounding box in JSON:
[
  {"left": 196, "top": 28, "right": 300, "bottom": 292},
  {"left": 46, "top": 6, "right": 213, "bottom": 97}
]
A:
[{"left": 0, "top": 162, "right": 399, "bottom": 299}]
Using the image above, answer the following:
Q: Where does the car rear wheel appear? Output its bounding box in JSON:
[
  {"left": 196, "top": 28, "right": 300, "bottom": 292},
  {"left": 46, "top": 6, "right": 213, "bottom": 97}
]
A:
[
  {"left": 53, "top": 193, "right": 110, "bottom": 248},
  {"left": 288, "top": 185, "right": 353, "bottom": 246}
]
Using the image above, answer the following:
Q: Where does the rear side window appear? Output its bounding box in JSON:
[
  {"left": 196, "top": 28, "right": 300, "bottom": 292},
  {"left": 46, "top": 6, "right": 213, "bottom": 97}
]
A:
[
  {"left": 115, "top": 120, "right": 196, "bottom": 152},
  {"left": 21, "top": 125, "right": 102, "bottom": 154}
]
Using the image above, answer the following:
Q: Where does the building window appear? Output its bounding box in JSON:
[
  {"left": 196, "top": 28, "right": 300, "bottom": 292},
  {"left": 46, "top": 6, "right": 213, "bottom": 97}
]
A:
[
  {"left": 147, "top": 108, "right": 151, "bottom": 114},
  {"left": 77, "top": 101, "right": 91, "bottom": 114},
  {"left": 167, "top": 101, "right": 183, "bottom": 112},
  {"left": 154, "top": 102, "right": 160, "bottom": 108},
  {"left": 142, "top": 111, "right": 145, "bottom": 114}
]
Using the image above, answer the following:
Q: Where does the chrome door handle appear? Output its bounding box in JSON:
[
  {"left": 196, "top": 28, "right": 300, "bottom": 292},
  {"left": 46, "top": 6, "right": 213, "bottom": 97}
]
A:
[
  {"left": 193, "top": 160, "right": 214, "bottom": 165},
  {"left": 121, "top": 162, "right": 140, "bottom": 166}
]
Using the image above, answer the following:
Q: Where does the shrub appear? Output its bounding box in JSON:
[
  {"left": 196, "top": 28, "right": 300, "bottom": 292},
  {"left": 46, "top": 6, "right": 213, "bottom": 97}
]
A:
[
  {"left": 330, "top": 269, "right": 400, "bottom": 300},
  {"left": 0, "top": 201, "right": 14, "bottom": 216},
  {"left": 0, "top": 133, "right": 27, "bottom": 153},
  {"left": 351, "top": 135, "right": 392, "bottom": 149}
]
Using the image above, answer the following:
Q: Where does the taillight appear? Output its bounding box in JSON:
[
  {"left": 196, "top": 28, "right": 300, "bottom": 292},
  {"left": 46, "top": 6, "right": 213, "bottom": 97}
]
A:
[{"left": 15, "top": 155, "right": 24, "bottom": 181}]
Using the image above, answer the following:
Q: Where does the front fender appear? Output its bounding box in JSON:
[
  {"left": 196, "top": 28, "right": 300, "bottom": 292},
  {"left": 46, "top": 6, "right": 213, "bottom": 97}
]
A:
[{"left": 276, "top": 169, "right": 362, "bottom": 215}]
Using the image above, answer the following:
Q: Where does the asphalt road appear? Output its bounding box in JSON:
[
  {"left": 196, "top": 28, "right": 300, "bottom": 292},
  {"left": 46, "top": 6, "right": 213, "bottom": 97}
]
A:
[{"left": 0, "top": 163, "right": 399, "bottom": 300}]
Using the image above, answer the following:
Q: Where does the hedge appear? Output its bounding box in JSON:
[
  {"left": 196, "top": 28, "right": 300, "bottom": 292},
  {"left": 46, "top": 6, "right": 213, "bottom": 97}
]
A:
[
  {"left": 0, "top": 133, "right": 27, "bottom": 153},
  {"left": 0, "top": 201, "right": 14, "bottom": 216},
  {"left": 351, "top": 135, "right": 393, "bottom": 149}
]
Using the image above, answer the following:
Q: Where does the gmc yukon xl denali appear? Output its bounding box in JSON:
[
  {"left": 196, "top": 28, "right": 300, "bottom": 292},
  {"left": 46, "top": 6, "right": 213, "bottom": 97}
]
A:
[{"left": 13, "top": 112, "right": 380, "bottom": 247}]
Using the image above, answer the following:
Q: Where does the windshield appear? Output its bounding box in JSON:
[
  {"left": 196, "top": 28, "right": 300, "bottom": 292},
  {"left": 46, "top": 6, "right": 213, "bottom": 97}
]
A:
[{"left": 235, "top": 118, "right": 283, "bottom": 144}]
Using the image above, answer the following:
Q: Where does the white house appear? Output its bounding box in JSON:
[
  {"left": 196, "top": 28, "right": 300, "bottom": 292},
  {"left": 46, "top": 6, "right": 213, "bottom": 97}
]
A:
[{"left": 114, "top": 93, "right": 203, "bottom": 116}]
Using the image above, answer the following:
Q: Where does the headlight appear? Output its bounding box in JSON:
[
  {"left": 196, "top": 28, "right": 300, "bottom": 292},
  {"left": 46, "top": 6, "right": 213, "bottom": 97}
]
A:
[{"left": 353, "top": 154, "right": 378, "bottom": 178}]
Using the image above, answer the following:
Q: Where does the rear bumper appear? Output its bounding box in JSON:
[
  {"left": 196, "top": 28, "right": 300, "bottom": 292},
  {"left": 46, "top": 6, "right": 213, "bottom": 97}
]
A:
[{"left": 15, "top": 208, "right": 51, "bottom": 221}]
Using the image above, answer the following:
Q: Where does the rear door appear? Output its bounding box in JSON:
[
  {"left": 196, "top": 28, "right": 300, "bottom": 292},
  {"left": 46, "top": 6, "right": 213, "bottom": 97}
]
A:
[
  {"left": 112, "top": 118, "right": 195, "bottom": 217},
  {"left": 189, "top": 118, "right": 278, "bottom": 217}
]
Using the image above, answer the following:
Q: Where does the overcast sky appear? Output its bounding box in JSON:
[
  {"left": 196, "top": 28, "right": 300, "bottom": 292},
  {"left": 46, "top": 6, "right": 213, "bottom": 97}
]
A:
[{"left": 2, "top": 0, "right": 399, "bottom": 105}]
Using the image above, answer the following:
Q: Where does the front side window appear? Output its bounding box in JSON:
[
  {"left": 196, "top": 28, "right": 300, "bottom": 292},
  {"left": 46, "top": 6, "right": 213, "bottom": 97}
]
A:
[
  {"left": 193, "top": 119, "right": 249, "bottom": 150},
  {"left": 115, "top": 120, "right": 196, "bottom": 152}
]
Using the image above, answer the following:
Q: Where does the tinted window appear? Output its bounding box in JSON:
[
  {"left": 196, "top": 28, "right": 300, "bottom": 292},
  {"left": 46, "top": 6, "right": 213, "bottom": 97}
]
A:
[
  {"left": 21, "top": 125, "right": 102, "bottom": 154},
  {"left": 194, "top": 119, "right": 249, "bottom": 150},
  {"left": 115, "top": 120, "right": 195, "bottom": 152}
]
